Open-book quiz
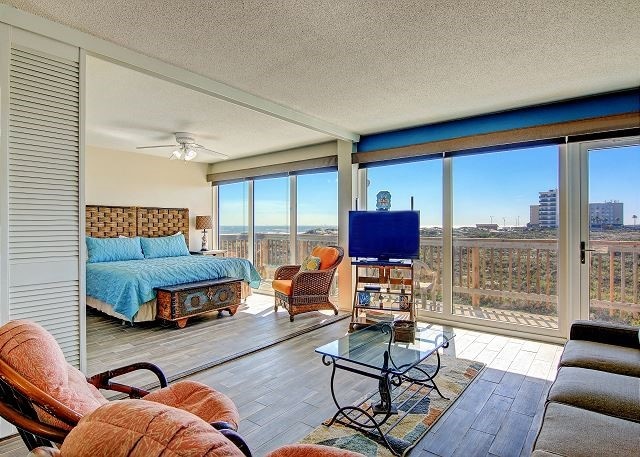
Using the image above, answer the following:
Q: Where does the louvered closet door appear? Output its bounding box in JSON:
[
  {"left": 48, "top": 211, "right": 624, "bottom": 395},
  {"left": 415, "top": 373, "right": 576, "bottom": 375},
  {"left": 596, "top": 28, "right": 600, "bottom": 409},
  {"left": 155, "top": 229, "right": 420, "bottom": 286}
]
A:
[{"left": 8, "top": 45, "right": 81, "bottom": 367}]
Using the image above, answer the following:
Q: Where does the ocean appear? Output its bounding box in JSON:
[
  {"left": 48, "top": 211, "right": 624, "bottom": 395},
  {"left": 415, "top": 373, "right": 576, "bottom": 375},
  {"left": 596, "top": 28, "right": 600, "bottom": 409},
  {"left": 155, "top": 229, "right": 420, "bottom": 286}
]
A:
[{"left": 219, "top": 225, "right": 337, "bottom": 235}]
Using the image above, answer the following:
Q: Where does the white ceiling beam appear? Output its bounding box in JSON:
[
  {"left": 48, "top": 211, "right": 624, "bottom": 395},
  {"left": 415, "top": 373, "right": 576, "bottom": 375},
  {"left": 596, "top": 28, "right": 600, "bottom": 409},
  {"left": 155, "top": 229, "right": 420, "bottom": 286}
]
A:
[{"left": 0, "top": 5, "right": 360, "bottom": 143}]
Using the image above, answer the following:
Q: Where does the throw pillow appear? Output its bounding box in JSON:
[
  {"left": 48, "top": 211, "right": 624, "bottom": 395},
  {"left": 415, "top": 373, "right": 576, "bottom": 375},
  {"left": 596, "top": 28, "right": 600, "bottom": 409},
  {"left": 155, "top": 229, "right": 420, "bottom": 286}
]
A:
[
  {"left": 300, "top": 255, "right": 321, "bottom": 271},
  {"left": 86, "top": 236, "right": 144, "bottom": 263},
  {"left": 140, "top": 233, "right": 190, "bottom": 259}
]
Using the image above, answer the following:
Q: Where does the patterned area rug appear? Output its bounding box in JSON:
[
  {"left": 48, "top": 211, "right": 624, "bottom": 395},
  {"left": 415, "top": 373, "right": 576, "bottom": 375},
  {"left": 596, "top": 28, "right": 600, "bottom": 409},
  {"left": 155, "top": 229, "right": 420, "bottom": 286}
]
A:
[{"left": 300, "top": 356, "right": 485, "bottom": 457}]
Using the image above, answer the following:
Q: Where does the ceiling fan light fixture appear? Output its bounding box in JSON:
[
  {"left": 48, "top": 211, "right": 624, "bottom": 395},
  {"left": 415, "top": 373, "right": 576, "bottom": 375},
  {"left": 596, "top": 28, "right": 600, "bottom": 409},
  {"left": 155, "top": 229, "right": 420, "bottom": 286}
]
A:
[{"left": 138, "top": 132, "right": 224, "bottom": 162}]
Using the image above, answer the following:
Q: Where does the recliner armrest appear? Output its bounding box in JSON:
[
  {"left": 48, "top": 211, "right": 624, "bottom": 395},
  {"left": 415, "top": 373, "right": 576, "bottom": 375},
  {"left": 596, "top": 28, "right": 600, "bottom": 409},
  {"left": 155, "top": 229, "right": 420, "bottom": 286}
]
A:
[{"left": 569, "top": 320, "right": 639, "bottom": 349}]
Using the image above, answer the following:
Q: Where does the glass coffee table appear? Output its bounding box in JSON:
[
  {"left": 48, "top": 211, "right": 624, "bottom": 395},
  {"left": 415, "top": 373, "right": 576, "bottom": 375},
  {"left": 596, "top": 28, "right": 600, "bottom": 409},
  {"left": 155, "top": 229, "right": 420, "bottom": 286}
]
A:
[{"left": 315, "top": 323, "right": 454, "bottom": 455}]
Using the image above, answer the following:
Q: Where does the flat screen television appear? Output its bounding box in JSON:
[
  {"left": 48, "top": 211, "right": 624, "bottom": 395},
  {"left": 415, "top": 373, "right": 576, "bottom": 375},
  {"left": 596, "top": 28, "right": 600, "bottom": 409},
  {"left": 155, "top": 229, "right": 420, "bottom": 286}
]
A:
[{"left": 349, "top": 210, "right": 420, "bottom": 261}]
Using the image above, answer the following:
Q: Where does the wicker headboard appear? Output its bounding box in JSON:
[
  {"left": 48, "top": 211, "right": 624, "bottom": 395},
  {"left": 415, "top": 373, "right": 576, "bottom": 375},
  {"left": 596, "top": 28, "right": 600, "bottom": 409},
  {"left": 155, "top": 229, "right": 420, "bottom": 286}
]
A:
[
  {"left": 86, "top": 206, "right": 137, "bottom": 238},
  {"left": 137, "top": 207, "right": 189, "bottom": 238},
  {"left": 86, "top": 205, "right": 189, "bottom": 238}
]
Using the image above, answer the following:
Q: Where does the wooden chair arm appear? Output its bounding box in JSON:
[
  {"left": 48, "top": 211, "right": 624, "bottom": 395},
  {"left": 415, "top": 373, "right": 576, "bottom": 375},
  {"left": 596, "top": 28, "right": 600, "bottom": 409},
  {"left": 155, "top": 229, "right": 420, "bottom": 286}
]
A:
[
  {"left": 274, "top": 265, "right": 301, "bottom": 280},
  {"left": 0, "top": 399, "right": 68, "bottom": 444},
  {"left": 0, "top": 360, "right": 82, "bottom": 428},
  {"left": 219, "top": 428, "right": 252, "bottom": 457},
  {"left": 87, "top": 362, "right": 168, "bottom": 398}
]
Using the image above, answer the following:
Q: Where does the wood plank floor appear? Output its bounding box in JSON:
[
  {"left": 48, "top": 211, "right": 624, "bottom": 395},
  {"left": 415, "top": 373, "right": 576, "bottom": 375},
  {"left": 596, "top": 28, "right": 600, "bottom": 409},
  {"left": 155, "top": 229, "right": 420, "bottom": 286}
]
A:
[
  {"left": 86, "top": 293, "right": 347, "bottom": 389},
  {"left": 0, "top": 306, "right": 562, "bottom": 457}
]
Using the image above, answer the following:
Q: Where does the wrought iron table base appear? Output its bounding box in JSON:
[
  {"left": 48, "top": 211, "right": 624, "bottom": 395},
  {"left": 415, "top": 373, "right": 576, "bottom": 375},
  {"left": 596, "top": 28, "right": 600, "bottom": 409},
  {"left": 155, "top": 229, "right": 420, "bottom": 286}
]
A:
[{"left": 322, "top": 343, "right": 449, "bottom": 456}]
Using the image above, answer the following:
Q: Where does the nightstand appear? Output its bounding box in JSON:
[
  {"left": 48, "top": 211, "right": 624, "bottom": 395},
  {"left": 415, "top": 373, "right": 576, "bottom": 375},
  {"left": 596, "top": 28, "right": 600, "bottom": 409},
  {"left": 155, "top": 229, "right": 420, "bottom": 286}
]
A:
[{"left": 190, "top": 250, "right": 227, "bottom": 257}]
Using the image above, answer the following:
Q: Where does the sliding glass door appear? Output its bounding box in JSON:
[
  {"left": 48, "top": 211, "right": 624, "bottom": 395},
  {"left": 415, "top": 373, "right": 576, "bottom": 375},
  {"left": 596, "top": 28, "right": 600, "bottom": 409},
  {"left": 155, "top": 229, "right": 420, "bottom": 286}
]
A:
[
  {"left": 451, "top": 146, "right": 560, "bottom": 330},
  {"left": 366, "top": 159, "right": 443, "bottom": 312},
  {"left": 254, "top": 177, "right": 290, "bottom": 292},
  {"left": 297, "top": 171, "right": 338, "bottom": 261},
  {"left": 218, "top": 181, "right": 249, "bottom": 258},
  {"left": 580, "top": 139, "right": 640, "bottom": 326}
]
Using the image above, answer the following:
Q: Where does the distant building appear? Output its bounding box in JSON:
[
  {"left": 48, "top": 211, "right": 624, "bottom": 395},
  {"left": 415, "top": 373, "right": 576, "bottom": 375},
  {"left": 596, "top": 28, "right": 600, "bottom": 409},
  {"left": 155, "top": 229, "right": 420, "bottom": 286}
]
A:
[
  {"left": 589, "top": 201, "right": 623, "bottom": 226},
  {"left": 529, "top": 205, "right": 540, "bottom": 227},
  {"left": 476, "top": 223, "right": 499, "bottom": 230},
  {"left": 538, "top": 189, "right": 558, "bottom": 228}
]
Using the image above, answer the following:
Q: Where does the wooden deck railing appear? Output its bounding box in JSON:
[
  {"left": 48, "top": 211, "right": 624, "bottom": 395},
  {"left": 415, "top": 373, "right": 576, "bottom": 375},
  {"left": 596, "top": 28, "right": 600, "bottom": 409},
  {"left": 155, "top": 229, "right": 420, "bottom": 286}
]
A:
[
  {"left": 219, "top": 233, "right": 338, "bottom": 279},
  {"left": 219, "top": 234, "right": 640, "bottom": 322}
]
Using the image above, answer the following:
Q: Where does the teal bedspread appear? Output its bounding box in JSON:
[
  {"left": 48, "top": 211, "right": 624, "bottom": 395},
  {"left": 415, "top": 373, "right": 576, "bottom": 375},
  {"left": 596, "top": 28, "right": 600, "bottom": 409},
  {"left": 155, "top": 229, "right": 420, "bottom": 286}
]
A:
[{"left": 86, "top": 256, "right": 262, "bottom": 321}]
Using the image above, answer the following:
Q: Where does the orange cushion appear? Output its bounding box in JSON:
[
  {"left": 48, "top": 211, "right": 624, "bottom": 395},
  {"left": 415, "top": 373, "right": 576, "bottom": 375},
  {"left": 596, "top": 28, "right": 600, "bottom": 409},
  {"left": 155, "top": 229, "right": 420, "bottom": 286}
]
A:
[
  {"left": 272, "top": 279, "right": 293, "bottom": 296},
  {"left": 266, "top": 444, "right": 365, "bottom": 457},
  {"left": 60, "top": 400, "right": 244, "bottom": 456},
  {"left": 143, "top": 380, "right": 239, "bottom": 429},
  {"left": 311, "top": 246, "right": 340, "bottom": 270},
  {"left": 0, "top": 320, "right": 108, "bottom": 430}
]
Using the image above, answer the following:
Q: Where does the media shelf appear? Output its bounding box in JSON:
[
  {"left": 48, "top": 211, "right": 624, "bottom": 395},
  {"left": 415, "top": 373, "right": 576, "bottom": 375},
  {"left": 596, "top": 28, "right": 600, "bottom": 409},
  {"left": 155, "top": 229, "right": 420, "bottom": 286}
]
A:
[{"left": 349, "top": 259, "right": 416, "bottom": 332}]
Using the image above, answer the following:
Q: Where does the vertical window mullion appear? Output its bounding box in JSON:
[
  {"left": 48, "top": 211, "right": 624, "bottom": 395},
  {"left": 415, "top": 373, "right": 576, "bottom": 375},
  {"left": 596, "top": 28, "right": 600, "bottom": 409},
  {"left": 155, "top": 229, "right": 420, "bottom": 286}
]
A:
[
  {"left": 290, "top": 174, "right": 297, "bottom": 263},
  {"left": 442, "top": 156, "right": 453, "bottom": 318},
  {"left": 248, "top": 180, "right": 254, "bottom": 265}
]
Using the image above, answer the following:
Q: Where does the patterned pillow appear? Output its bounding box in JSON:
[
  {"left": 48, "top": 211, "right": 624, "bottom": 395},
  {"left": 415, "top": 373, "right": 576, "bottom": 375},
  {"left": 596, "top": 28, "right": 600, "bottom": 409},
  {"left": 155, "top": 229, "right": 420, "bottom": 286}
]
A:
[{"left": 300, "top": 255, "right": 321, "bottom": 271}]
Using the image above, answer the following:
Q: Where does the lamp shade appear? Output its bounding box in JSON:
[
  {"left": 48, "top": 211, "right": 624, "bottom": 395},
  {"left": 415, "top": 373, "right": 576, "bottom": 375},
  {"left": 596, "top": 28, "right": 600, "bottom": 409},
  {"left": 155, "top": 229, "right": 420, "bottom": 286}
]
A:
[{"left": 195, "top": 215, "right": 213, "bottom": 230}]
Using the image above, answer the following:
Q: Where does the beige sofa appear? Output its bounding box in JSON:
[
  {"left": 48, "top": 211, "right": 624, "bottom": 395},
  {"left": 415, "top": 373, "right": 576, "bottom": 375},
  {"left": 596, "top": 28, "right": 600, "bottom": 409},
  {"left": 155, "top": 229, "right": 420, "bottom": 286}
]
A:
[{"left": 531, "top": 320, "right": 640, "bottom": 456}]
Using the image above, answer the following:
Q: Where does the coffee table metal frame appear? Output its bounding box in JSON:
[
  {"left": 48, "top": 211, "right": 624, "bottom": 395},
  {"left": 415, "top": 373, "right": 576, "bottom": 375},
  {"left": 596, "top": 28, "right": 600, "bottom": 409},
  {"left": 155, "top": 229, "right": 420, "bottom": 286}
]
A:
[{"left": 317, "top": 323, "right": 453, "bottom": 456}]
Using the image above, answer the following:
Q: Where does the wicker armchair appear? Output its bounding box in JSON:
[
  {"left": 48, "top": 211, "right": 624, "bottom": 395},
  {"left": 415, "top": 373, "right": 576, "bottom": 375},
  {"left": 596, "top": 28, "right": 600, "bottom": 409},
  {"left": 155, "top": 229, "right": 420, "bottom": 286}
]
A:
[
  {"left": 0, "top": 320, "right": 241, "bottom": 452},
  {"left": 273, "top": 246, "right": 344, "bottom": 321}
]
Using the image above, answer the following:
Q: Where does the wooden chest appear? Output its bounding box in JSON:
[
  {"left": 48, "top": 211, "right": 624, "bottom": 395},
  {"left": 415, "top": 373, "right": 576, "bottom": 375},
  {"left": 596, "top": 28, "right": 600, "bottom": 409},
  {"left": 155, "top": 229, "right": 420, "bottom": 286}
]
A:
[{"left": 155, "top": 278, "right": 242, "bottom": 328}]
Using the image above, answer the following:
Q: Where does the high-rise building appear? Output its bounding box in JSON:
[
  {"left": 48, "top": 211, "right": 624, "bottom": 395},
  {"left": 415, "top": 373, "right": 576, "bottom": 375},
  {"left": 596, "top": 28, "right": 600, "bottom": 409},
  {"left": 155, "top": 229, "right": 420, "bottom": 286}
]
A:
[
  {"left": 529, "top": 205, "right": 540, "bottom": 226},
  {"left": 538, "top": 189, "right": 558, "bottom": 228},
  {"left": 589, "top": 201, "right": 623, "bottom": 226}
]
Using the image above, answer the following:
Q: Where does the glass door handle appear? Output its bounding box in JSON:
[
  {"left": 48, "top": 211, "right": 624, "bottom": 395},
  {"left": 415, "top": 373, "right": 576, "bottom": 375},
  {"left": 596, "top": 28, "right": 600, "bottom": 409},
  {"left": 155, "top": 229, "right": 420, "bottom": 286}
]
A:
[{"left": 580, "top": 241, "right": 595, "bottom": 264}]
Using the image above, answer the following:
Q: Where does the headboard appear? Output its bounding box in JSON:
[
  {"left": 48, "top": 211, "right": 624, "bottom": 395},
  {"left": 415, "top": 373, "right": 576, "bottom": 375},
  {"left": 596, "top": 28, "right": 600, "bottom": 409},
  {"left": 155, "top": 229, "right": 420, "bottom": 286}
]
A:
[{"left": 86, "top": 205, "right": 189, "bottom": 238}]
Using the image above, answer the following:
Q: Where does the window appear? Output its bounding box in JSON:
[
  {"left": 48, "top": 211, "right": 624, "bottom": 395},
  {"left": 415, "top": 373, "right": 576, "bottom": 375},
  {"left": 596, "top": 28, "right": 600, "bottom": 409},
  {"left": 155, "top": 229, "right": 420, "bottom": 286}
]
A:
[
  {"left": 254, "top": 177, "right": 290, "bottom": 291},
  {"left": 452, "top": 146, "right": 559, "bottom": 329},
  {"left": 297, "top": 171, "right": 338, "bottom": 261},
  {"left": 218, "top": 181, "right": 249, "bottom": 258},
  {"left": 366, "top": 159, "right": 443, "bottom": 312}
]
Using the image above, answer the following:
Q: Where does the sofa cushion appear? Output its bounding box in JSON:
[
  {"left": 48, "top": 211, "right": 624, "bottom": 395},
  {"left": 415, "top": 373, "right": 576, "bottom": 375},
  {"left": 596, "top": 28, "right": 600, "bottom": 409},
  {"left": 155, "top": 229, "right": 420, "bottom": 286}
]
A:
[
  {"left": 548, "top": 367, "right": 640, "bottom": 422},
  {"left": 0, "top": 320, "right": 108, "bottom": 430},
  {"left": 532, "top": 402, "right": 640, "bottom": 457},
  {"left": 143, "top": 380, "right": 239, "bottom": 430},
  {"left": 311, "top": 246, "right": 340, "bottom": 270},
  {"left": 60, "top": 400, "right": 244, "bottom": 457},
  {"left": 272, "top": 279, "right": 293, "bottom": 296},
  {"left": 560, "top": 339, "right": 640, "bottom": 377}
]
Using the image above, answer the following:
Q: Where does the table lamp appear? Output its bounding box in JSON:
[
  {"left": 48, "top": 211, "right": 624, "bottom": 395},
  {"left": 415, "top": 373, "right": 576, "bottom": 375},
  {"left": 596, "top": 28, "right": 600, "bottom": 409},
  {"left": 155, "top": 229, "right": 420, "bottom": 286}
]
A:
[{"left": 195, "top": 215, "right": 213, "bottom": 251}]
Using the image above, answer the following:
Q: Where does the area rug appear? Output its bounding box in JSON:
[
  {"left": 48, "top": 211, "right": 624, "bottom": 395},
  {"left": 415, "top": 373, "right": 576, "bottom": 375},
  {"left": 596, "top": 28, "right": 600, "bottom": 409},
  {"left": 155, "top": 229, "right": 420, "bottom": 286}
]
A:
[{"left": 300, "top": 356, "right": 485, "bottom": 457}]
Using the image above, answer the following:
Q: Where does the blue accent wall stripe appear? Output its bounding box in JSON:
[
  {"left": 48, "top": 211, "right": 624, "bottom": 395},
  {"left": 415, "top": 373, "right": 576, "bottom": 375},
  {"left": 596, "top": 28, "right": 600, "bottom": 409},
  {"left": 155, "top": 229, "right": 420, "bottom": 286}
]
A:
[{"left": 357, "top": 89, "right": 640, "bottom": 152}]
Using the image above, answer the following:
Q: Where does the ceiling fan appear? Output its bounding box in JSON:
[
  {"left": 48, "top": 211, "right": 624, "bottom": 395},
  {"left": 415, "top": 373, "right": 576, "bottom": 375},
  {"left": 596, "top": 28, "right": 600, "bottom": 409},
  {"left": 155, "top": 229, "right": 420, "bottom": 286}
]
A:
[{"left": 136, "top": 132, "right": 229, "bottom": 161}]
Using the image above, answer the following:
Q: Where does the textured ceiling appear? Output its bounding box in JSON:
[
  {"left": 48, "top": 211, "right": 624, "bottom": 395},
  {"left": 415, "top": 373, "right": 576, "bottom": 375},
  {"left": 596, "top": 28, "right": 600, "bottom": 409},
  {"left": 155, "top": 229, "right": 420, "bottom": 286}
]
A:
[
  {"left": 85, "top": 56, "right": 331, "bottom": 161},
  {"left": 5, "top": 0, "right": 640, "bottom": 141}
]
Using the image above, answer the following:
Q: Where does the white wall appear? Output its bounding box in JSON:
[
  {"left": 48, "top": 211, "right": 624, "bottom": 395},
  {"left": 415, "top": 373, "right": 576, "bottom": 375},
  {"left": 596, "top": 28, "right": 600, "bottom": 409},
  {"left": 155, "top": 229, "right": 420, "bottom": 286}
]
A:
[{"left": 85, "top": 146, "right": 212, "bottom": 250}]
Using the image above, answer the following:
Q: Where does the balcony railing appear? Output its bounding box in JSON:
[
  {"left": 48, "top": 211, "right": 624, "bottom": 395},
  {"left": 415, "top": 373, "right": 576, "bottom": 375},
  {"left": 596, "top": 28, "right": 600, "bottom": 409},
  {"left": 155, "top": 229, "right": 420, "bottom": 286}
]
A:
[{"left": 219, "top": 234, "right": 640, "bottom": 325}]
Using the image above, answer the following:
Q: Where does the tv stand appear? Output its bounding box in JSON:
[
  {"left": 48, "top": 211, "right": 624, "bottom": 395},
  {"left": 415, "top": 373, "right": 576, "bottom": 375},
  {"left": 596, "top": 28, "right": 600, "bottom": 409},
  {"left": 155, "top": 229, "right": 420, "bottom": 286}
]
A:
[{"left": 349, "top": 259, "right": 416, "bottom": 332}]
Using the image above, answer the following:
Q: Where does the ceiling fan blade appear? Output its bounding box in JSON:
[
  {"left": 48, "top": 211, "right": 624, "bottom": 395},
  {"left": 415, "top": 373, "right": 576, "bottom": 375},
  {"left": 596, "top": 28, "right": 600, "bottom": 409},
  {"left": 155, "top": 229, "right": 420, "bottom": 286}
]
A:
[
  {"left": 196, "top": 147, "right": 230, "bottom": 159},
  {"left": 136, "top": 145, "right": 177, "bottom": 149}
]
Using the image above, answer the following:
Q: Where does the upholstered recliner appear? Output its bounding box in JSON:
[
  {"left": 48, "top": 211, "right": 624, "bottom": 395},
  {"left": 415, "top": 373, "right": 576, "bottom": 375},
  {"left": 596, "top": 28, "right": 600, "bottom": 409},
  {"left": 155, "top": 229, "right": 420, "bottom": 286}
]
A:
[
  {"left": 0, "top": 320, "right": 239, "bottom": 451},
  {"left": 273, "top": 246, "right": 344, "bottom": 321},
  {"left": 29, "top": 400, "right": 364, "bottom": 457}
]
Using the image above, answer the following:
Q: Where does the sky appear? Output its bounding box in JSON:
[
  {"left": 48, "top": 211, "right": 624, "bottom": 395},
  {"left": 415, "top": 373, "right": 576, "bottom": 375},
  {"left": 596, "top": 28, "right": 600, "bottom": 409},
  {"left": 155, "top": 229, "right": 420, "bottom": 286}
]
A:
[{"left": 219, "top": 144, "right": 640, "bottom": 228}]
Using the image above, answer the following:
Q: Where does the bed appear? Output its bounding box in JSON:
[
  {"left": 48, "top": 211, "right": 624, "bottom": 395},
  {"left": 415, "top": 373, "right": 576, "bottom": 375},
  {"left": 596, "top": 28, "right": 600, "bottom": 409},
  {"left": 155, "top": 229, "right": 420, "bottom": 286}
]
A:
[{"left": 85, "top": 205, "right": 261, "bottom": 322}]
